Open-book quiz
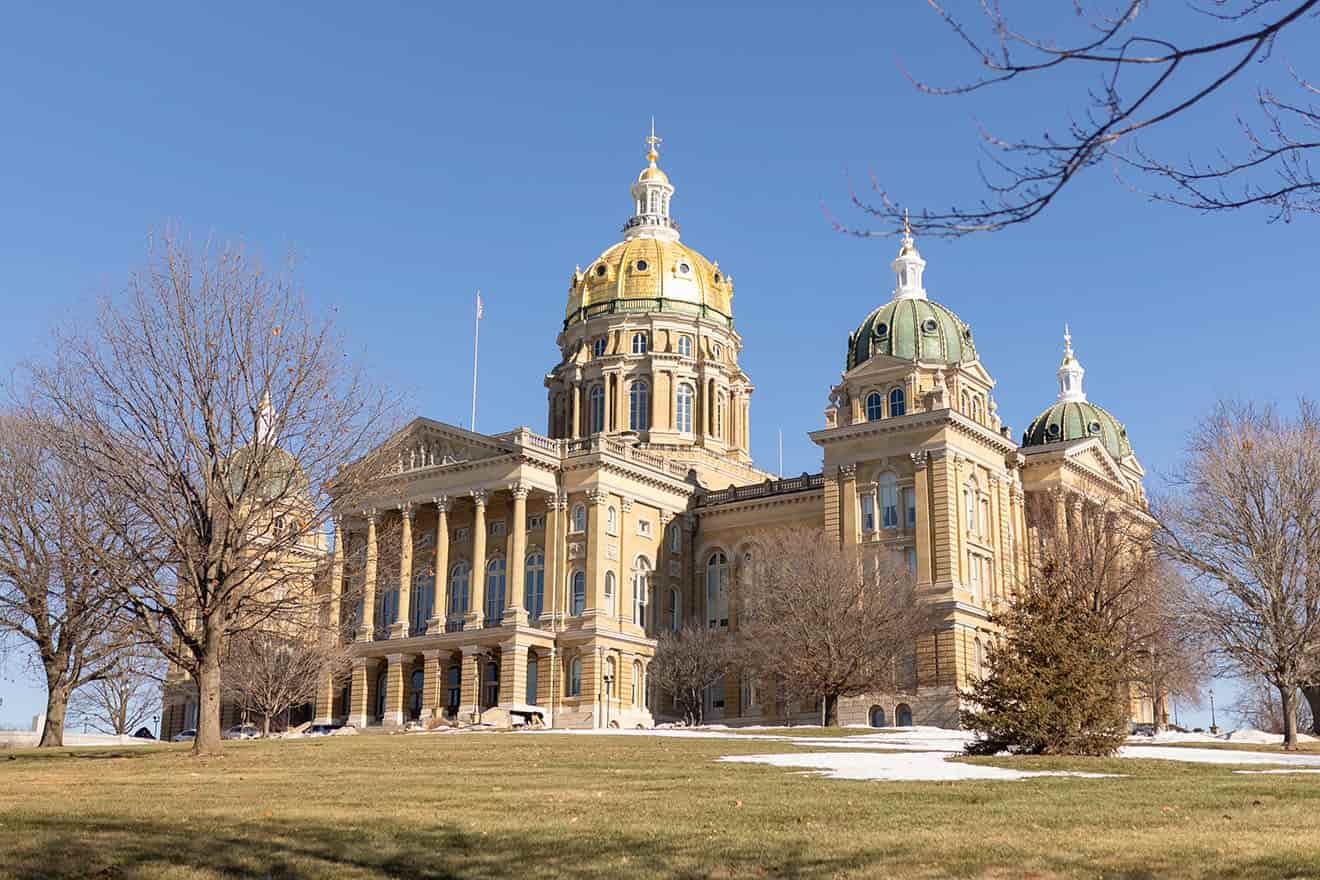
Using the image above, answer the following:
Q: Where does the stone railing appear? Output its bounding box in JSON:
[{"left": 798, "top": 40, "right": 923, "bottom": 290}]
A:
[{"left": 697, "top": 472, "right": 825, "bottom": 508}]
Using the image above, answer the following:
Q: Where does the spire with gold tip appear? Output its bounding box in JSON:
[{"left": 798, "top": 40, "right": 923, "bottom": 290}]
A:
[
  {"left": 891, "top": 208, "right": 927, "bottom": 301},
  {"left": 1056, "top": 324, "right": 1087, "bottom": 402},
  {"left": 626, "top": 119, "right": 679, "bottom": 241}
]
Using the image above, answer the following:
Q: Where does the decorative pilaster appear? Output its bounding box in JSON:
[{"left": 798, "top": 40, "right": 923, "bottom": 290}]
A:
[
  {"left": 500, "top": 640, "right": 528, "bottom": 708},
  {"left": 422, "top": 650, "right": 443, "bottom": 720},
  {"left": 429, "top": 496, "right": 450, "bottom": 632},
  {"left": 382, "top": 653, "right": 407, "bottom": 728},
  {"left": 467, "top": 490, "right": 489, "bottom": 628},
  {"left": 347, "top": 656, "right": 376, "bottom": 728},
  {"left": 910, "top": 452, "right": 933, "bottom": 585},
  {"left": 391, "top": 503, "right": 415, "bottom": 639},
  {"left": 585, "top": 489, "right": 610, "bottom": 621},
  {"left": 544, "top": 493, "right": 566, "bottom": 627},
  {"left": 458, "top": 645, "right": 483, "bottom": 721},
  {"left": 504, "top": 483, "right": 529, "bottom": 624},
  {"left": 358, "top": 511, "right": 378, "bottom": 642},
  {"left": 838, "top": 464, "right": 859, "bottom": 548}
]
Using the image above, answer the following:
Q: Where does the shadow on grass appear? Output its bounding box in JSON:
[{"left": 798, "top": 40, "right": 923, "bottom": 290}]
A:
[{"left": 0, "top": 813, "right": 864, "bottom": 880}]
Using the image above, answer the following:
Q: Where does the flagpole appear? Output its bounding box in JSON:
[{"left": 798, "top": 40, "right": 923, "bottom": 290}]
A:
[
  {"left": 778, "top": 428, "right": 783, "bottom": 478},
  {"left": 471, "top": 290, "right": 481, "bottom": 432}
]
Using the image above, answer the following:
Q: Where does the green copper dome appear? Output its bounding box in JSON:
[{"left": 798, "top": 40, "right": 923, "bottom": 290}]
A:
[
  {"left": 846, "top": 298, "right": 978, "bottom": 371},
  {"left": 1021, "top": 400, "right": 1133, "bottom": 461}
]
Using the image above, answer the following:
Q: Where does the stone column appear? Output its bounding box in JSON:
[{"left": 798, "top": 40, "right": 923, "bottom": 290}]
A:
[
  {"left": 838, "top": 464, "right": 859, "bottom": 548},
  {"left": 500, "top": 640, "right": 528, "bottom": 708},
  {"left": 458, "top": 645, "right": 483, "bottom": 720},
  {"left": 504, "top": 483, "right": 529, "bottom": 624},
  {"left": 571, "top": 383, "right": 582, "bottom": 440},
  {"left": 544, "top": 494, "right": 565, "bottom": 627},
  {"left": 585, "top": 489, "right": 609, "bottom": 618},
  {"left": 383, "top": 653, "right": 406, "bottom": 728},
  {"left": 347, "top": 656, "right": 375, "bottom": 728},
  {"left": 620, "top": 497, "right": 635, "bottom": 629},
  {"left": 314, "top": 516, "right": 346, "bottom": 724},
  {"left": 422, "top": 649, "right": 443, "bottom": 720},
  {"left": 358, "top": 511, "right": 378, "bottom": 642},
  {"left": 391, "top": 503, "right": 415, "bottom": 639},
  {"left": 467, "top": 490, "right": 488, "bottom": 629},
  {"left": 428, "top": 496, "right": 450, "bottom": 632},
  {"left": 910, "top": 452, "right": 933, "bottom": 585}
]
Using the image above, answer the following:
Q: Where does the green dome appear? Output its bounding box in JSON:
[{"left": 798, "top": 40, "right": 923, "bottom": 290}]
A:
[
  {"left": 227, "top": 445, "right": 308, "bottom": 499},
  {"left": 1021, "top": 400, "right": 1133, "bottom": 461},
  {"left": 846, "top": 298, "right": 978, "bottom": 371}
]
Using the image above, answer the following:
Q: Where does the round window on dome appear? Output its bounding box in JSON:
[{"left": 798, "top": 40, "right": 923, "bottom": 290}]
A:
[
  {"left": 1047, "top": 423, "right": 1061, "bottom": 438},
  {"left": 1088, "top": 421, "right": 1103, "bottom": 435},
  {"left": 678, "top": 262, "right": 691, "bottom": 274},
  {"left": 635, "top": 260, "right": 649, "bottom": 271},
  {"left": 921, "top": 318, "right": 939, "bottom": 334},
  {"left": 713, "top": 272, "right": 722, "bottom": 283},
  {"left": 875, "top": 322, "right": 889, "bottom": 337},
  {"left": 963, "top": 328, "right": 973, "bottom": 341},
  {"left": 595, "top": 265, "right": 607, "bottom": 277}
]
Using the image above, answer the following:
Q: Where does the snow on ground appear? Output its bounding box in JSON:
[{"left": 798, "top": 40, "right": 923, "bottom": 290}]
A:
[
  {"left": 1224, "top": 727, "right": 1317, "bottom": 745},
  {"left": 718, "top": 750, "right": 1118, "bottom": 782},
  {"left": 1118, "top": 745, "right": 1320, "bottom": 767},
  {"left": 0, "top": 731, "right": 153, "bottom": 748}
]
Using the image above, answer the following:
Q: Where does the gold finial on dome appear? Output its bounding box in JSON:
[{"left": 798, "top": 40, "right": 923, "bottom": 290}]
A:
[
  {"left": 897, "top": 208, "right": 918, "bottom": 257},
  {"left": 645, "top": 117, "right": 662, "bottom": 165}
]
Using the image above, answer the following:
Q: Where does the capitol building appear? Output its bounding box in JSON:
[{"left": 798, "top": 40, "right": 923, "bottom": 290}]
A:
[{"left": 162, "top": 134, "right": 1151, "bottom": 737}]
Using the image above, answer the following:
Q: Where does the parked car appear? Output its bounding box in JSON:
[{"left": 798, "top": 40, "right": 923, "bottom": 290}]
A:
[
  {"left": 223, "top": 724, "right": 260, "bottom": 740},
  {"left": 171, "top": 729, "right": 196, "bottom": 742},
  {"left": 305, "top": 723, "right": 341, "bottom": 737}
]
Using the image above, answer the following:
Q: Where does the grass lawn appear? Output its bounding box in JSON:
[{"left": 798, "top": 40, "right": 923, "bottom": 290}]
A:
[{"left": 3, "top": 731, "right": 1320, "bottom": 879}]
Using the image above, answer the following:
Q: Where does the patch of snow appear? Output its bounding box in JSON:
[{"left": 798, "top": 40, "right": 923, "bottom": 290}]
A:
[
  {"left": 330, "top": 726, "right": 358, "bottom": 736},
  {"left": 1232, "top": 769, "right": 1320, "bottom": 775},
  {"left": 719, "top": 750, "right": 1118, "bottom": 782},
  {"left": 1118, "top": 745, "right": 1320, "bottom": 767},
  {"left": 1129, "top": 730, "right": 1227, "bottom": 745},
  {"left": 1224, "top": 727, "right": 1317, "bottom": 745}
]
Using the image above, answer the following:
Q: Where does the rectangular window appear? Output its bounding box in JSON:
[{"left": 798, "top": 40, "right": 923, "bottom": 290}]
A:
[
  {"left": 488, "top": 520, "right": 506, "bottom": 537},
  {"left": 903, "top": 487, "right": 917, "bottom": 528},
  {"left": 453, "top": 527, "right": 470, "bottom": 543},
  {"left": 980, "top": 499, "right": 990, "bottom": 537},
  {"left": 860, "top": 494, "right": 875, "bottom": 532},
  {"left": 968, "top": 551, "right": 981, "bottom": 599},
  {"left": 881, "top": 483, "right": 899, "bottom": 529},
  {"left": 637, "top": 519, "right": 652, "bottom": 537},
  {"left": 527, "top": 514, "right": 545, "bottom": 531}
]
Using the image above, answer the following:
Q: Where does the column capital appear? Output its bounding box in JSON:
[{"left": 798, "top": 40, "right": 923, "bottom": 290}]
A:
[
  {"left": 837, "top": 463, "right": 857, "bottom": 480},
  {"left": 363, "top": 508, "right": 379, "bottom": 525},
  {"left": 547, "top": 492, "right": 569, "bottom": 511},
  {"left": 400, "top": 501, "right": 416, "bottom": 520},
  {"left": 508, "top": 482, "right": 531, "bottom": 499},
  {"left": 471, "top": 489, "right": 489, "bottom": 508},
  {"left": 620, "top": 497, "right": 634, "bottom": 513},
  {"left": 587, "top": 489, "right": 611, "bottom": 507},
  {"left": 331, "top": 512, "right": 344, "bottom": 529},
  {"left": 909, "top": 450, "right": 929, "bottom": 468},
  {"left": 433, "top": 495, "right": 451, "bottom": 513},
  {"left": 658, "top": 510, "right": 675, "bottom": 525}
]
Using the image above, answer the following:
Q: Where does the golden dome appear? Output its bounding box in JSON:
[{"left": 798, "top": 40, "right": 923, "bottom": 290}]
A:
[
  {"left": 637, "top": 164, "right": 670, "bottom": 185},
  {"left": 565, "top": 237, "right": 733, "bottom": 326}
]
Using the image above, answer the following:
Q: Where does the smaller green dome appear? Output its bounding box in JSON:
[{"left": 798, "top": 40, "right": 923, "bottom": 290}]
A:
[
  {"left": 846, "top": 298, "right": 977, "bottom": 371},
  {"left": 227, "top": 445, "right": 308, "bottom": 499},
  {"left": 1021, "top": 400, "right": 1133, "bottom": 461}
]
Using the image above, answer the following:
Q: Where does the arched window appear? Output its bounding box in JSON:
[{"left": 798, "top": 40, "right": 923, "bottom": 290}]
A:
[
  {"left": 631, "top": 331, "right": 649, "bottom": 355},
  {"left": 484, "top": 558, "right": 506, "bottom": 624},
  {"left": 973, "top": 396, "right": 983, "bottom": 423},
  {"left": 676, "top": 384, "right": 694, "bottom": 433},
  {"left": 633, "top": 660, "right": 643, "bottom": 705},
  {"left": 668, "top": 588, "right": 681, "bottom": 631},
  {"left": 526, "top": 656, "right": 539, "bottom": 704},
  {"left": 880, "top": 473, "right": 899, "bottom": 529},
  {"left": 568, "top": 656, "right": 582, "bottom": 697},
  {"left": 570, "top": 570, "right": 586, "bottom": 616},
  {"left": 889, "top": 387, "right": 906, "bottom": 417},
  {"left": 448, "top": 562, "right": 470, "bottom": 616},
  {"left": 715, "top": 393, "right": 726, "bottom": 439},
  {"left": 961, "top": 391, "right": 971, "bottom": 415},
  {"left": 629, "top": 381, "right": 650, "bottom": 431},
  {"left": 571, "top": 503, "right": 587, "bottom": 533},
  {"left": 592, "top": 337, "right": 607, "bottom": 358},
  {"left": 410, "top": 571, "right": 435, "bottom": 635},
  {"left": 588, "top": 385, "right": 605, "bottom": 434},
  {"left": 865, "top": 391, "right": 884, "bottom": 421},
  {"left": 668, "top": 522, "right": 681, "bottom": 553},
  {"left": 677, "top": 335, "right": 692, "bottom": 357},
  {"left": 964, "top": 481, "right": 978, "bottom": 532},
  {"left": 896, "top": 703, "right": 913, "bottom": 727},
  {"left": 706, "top": 551, "right": 729, "bottom": 628},
  {"left": 524, "top": 552, "right": 545, "bottom": 620},
  {"left": 606, "top": 506, "right": 618, "bottom": 535},
  {"left": 869, "top": 705, "right": 887, "bottom": 728},
  {"left": 604, "top": 571, "right": 616, "bottom": 616},
  {"left": 409, "top": 669, "right": 424, "bottom": 719},
  {"left": 632, "top": 557, "right": 651, "bottom": 627},
  {"left": 861, "top": 493, "right": 875, "bottom": 533}
]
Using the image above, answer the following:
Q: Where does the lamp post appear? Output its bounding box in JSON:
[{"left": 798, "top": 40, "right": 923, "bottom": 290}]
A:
[
  {"left": 603, "top": 672, "right": 614, "bottom": 729},
  {"left": 1209, "top": 691, "right": 1218, "bottom": 735}
]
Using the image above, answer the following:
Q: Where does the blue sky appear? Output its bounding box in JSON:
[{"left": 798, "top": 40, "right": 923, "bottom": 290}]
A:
[{"left": 1, "top": 2, "right": 1313, "bottom": 730}]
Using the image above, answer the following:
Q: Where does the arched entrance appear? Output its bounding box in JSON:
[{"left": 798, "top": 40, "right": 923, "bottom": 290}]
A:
[
  {"left": 373, "top": 669, "right": 388, "bottom": 722},
  {"left": 896, "top": 703, "right": 913, "bottom": 727},
  {"left": 409, "top": 668, "right": 424, "bottom": 721},
  {"left": 869, "top": 705, "right": 887, "bottom": 728}
]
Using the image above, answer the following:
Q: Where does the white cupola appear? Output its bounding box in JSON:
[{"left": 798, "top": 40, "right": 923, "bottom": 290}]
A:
[
  {"left": 1056, "top": 325, "right": 1087, "bottom": 403},
  {"left": 624, "top": 119, "right": 679, "bottom": 242},
  {"left": 891, "top": 210, "right": 927, "bottom": 301}
]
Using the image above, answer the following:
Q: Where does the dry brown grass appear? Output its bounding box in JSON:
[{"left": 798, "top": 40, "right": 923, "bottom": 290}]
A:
[{"left": 1, "top": 731, "right": 1318, "bottom": 878}]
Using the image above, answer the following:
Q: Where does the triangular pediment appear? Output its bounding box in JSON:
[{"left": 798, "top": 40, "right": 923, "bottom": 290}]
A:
[
  {"left": 1063, "top": 437, "right": 1126, "bottom": 486},
  {"left": 383, "top": 418, "right": 515, "bottom": 469}
]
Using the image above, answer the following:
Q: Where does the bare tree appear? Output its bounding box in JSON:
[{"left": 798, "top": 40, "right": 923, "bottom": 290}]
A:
[
  {"left": 1132, "top": 563, "right": 1209, "bottom": 729},
  {"left": 645, "top": 625, "right": 734, "bottom": 725},
  {"left": 68, "top": 648, "right": 164, "bottom": 736},
  {"left": 735, "top": 527, "right": 927, "bottom": 727},
  {"left": 0, "top": 411, "right": 134, "bottom": 747},
  {"left": 1158, "top": 399, "right": 1320, "bottom": 748},
  {"left": 842, "top": 1, "right": 1320, "bottom": 237},
  {"left": 223, "top": 629, "right": 351, "bottom": 735},
  {"left": 1231, "top": 676, "right": 1315, "bottom": 734},
  {"left": 31, "top": 230, "right": 399, "bottom": 754}
]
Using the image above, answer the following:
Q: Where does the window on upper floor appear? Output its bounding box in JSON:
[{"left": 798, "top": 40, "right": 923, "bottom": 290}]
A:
[
  {"left": 889, "top": 387, "right": 906, "bottom": 417},
  {"left": 592, "top": 337, "right": 607, "bottom": 358},
  {"left": 606, "top": 505, "right": 618, "bottom": 536},
  {"left": 570, "top": 503, "right": 586, "bottom": 533},
  {"left": 629, "top": 381, "right": 650, "bottom": 432},
  {"left": 880, "top": 473, "right": 899, "bottom": 529},
  {"left": 631, "top": 332, "right": 649, "bottom": 355},
  {"left": 866, "top": 391, "right": 884, "bottom": 422},
  {"left": 861, "top": 493, "right": 876, "bottom": 533},
  {"left": 677, "top": 335, "right": 692, "bottom": 357},
  {"left": 588, "top": 385, "right": 605, "bottom": 434},
  {"left": 676, "top": 384, "right": 694, "bottom": 434}
]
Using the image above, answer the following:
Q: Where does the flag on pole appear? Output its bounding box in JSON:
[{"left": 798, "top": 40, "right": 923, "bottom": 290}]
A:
[{"left": 476, "top": 292, "right": 484, "bottom": 320}]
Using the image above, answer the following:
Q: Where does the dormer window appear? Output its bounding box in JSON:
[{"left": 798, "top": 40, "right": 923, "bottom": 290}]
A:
[{"left": 631, "top": 332, "right": 649, "bottom": 355}]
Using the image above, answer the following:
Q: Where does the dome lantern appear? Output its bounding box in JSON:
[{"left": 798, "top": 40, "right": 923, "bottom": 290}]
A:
[
  {"left": 1056, "top": 325, "right": 1086, "bottom": 403},
  {"left": 892, "top": 210, "right": 927, "bottom": 302},
  {"left": 624, "top": 119, "right": 679, "bottom": 242}
]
